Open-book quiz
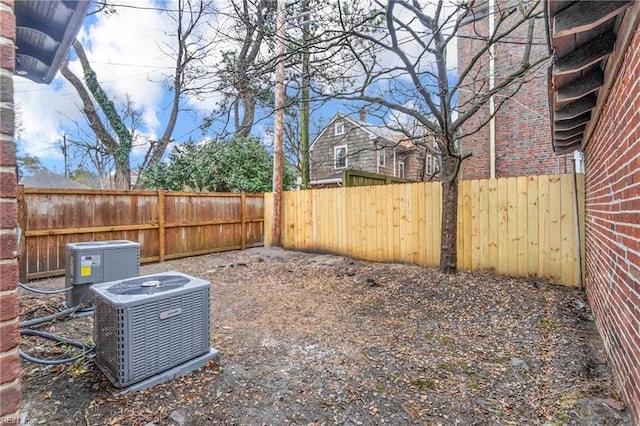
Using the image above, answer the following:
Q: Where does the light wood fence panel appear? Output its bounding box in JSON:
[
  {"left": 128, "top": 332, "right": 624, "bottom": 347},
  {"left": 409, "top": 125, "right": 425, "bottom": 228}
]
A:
[
  {"left": 18, "top": 187, "right": 264, "bottom": 281},
  {"left": 267, "top": 182, "right": 443, "bottom": 266},
  {"left": 265, "top": 173, "right": 585, "bottom": 286}
]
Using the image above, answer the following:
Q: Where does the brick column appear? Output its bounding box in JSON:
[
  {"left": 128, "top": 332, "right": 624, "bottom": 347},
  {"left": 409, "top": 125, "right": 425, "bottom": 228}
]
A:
[{"left": 0, "top": 0, "right": 21, "bottom": 422}]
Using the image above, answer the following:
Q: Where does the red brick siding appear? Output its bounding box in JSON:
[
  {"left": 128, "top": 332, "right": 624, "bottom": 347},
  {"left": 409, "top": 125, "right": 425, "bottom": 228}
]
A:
[
  {"left": 584, "top": 27, "right": 640, "bottom": 424},
  {"left": 457, "top": 2, "right": 570, "bottom": 179},
  {"left": 0, "top": 0, "right": 21, "bottom": 420},
  {"left": 457, "top": 11, "right": 489, "bottom": 179},
  {"left": 0, "top": 317, "right": 18, "bottom": 352}
]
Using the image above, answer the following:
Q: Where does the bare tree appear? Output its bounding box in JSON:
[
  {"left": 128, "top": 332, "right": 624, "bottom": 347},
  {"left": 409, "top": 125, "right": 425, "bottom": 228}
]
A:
[
  {"left": 273, "top": 0, "right": 368, "bottom": 187},
  {"left": 60, "top": 48, "right": 131, "bottom": 188},
  {"left": 204, "top": 0, "right": 352, "bottom": 143},
  {"left": 282, "top": 106, "right": 303, "bottom": 175},
  {"left": 204, "top": 0, "right": 277, "bottom": 139},
  {"left": 61, "top": 0, "right": 217, "bottom": 188},
  {"left": 66, "top": 135, "right": 114, "bottom": 188},
  {"left": 61, "top": 94, "right": 146, "bottom": 189},
  {"left": 278, "top": 102, "right": 325, "bottom": 178},
  {"left": 331, "top": 0, "right": 548, "bottom": 273},
  {"left": 141, "top": 0, "right": 218, "bottom": 169},
  {"left": 67, "top": 39, "right": 134, "bottom": 188}
]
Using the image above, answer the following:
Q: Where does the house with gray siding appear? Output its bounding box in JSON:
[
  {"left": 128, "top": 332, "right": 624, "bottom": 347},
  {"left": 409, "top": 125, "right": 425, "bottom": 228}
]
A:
[{"left": 309, "top": 112, "right": 436, "bottom": 187}]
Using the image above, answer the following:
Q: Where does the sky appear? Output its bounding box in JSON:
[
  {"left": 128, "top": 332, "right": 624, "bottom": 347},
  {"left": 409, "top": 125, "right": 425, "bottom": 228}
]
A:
[
  {"left": 13, "top": 0, "right": 460, "bottom": 176},
  {"left": 14, "top": 0, "right": 232, "bottom": 174}
]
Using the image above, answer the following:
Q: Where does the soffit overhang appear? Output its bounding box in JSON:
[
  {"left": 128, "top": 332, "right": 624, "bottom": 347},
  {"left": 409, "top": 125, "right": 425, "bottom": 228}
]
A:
[
  {"left": 546, "top": 0, "right": 638, "bottom": 154},
  {"left": 14, "top": 0, "right": 92, "bottom": 84}
]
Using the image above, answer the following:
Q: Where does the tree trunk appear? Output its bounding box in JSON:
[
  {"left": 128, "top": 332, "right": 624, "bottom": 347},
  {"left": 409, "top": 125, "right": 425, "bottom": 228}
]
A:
[
  {"left": 236, "top": 93, "right": 256, "bottom": 139},
  {"left": 114, "top": 162, "right": 130, "bottom": 189},
  {"left": 299, "top": 0, "right": 310, "bottom": 189},
  {"left": 60, "top": 61, "right": 132, "bottom": 189},
  {"left": 73, "top": 40, "right": 133, "bottom": 189},
  {"left": 439, "top": 154, "right": 459, "bottom": 273}
]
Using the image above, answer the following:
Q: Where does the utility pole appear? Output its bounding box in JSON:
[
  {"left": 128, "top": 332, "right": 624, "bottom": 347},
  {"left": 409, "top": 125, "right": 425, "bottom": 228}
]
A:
[
  {"left": 271, "top": 0, "right": 286, "bottom": 246},
  {"left": 300, "top": 0, "right": 310, "bottom": 189}
]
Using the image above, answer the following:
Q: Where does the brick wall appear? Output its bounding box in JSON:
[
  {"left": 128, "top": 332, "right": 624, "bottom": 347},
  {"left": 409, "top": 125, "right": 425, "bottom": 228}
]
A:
[
  {"left": 0, "top": 0, "right": 21, "bottom": 422},
  {"left": 583, "top": 27, "right": 640, "bottom": 423},
  {"left": 457, "top": 1, "right": 571, "bottom": 179}
]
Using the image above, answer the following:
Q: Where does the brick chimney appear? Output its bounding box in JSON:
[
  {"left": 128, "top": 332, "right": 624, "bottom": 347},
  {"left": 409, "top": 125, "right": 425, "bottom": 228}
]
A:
[{"left": 359, "top": 108, "right": 366, "bottom": 122}]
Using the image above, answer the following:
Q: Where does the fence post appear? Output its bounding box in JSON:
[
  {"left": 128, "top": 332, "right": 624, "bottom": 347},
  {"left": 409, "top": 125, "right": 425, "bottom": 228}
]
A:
[
  {"left": 241, "top": 193, "right": 247, "bottom": 250},
  {"left": 263, "top": 193, "right": 272, "bottom": 246},
  {"left": 158, "top": 191, "right": 165, "bottom": 262},
  {"left": 17, "top": 185, "right": 27, "bottom": 283}
]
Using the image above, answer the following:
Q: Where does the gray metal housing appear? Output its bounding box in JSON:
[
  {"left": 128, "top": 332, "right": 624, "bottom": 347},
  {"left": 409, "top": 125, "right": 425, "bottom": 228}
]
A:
[
  {"left": 65, "top": 240, "right": 140, "bottom": 309},
  {"left": 91, "top": 272, "right": 211, "bottom": 388}
]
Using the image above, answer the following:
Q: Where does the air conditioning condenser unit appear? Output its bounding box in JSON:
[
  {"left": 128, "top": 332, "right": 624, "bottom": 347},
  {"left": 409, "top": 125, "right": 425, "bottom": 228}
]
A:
[{"left": 90, "top": 271, "right": 217, "bottom": 391}]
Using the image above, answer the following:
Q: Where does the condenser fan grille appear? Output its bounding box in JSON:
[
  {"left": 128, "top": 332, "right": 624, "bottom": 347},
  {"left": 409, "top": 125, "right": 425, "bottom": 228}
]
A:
[{"left": 107, "top": 275, "right": 190, "bottom": 295}]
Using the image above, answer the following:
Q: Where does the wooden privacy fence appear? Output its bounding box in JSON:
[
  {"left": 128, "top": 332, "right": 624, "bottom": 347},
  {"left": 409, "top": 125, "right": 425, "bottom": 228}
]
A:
[
  {"left": 342, "top": 169, "right": 414, "bottom": 187},
  {"left": 17, "top": 187, "right": 265, "bottom": 281},
  {"left": 265, "top": 173, "right": 585, "bottom": 286}
]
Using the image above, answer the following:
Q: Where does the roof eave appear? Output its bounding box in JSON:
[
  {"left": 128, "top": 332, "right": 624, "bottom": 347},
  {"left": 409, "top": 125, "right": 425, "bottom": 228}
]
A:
[
  {"left": 15, "top": 0, "right": 92, "bottom": 84},
  {"left": 546, "top": 0, "right": 636, "bottom": 153}
]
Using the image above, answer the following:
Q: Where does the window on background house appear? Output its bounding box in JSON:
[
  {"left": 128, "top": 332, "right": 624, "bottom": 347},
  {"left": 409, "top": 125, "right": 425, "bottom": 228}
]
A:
[
  {"left": 426, "top": 154, "right": 433, "bottom": 175},
  {"left": 335, "top": 121, "right": 344, "bottom": 135},
  {"left": 378, "top": 147, "right": 386, "bottom": 167},
  {"left": 334, "top": 145, "right": 347, "bottom": 169},
  {"left": 398, "top": 161, "right": 405, "bottom": 178}
]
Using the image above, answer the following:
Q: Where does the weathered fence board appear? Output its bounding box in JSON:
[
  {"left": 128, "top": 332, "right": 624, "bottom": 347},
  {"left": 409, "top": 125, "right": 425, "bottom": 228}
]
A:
[
  {"left": 265, "top": 174, "right": 585, "bottom": 286},
  {"left": 17, "top": 187, "right": 264, "bottom": 281},
  {"left": 342, "top": 169, "right": 413, "bottom": 187}
]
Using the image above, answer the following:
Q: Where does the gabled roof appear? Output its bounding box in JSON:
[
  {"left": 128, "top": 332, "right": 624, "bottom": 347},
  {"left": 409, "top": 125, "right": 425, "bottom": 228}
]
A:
[
  {"left": 358, "top": 121, "right": 403, "bottom": 142},
  {"left": 546, "top": 0, "right": 637, "bottom": 153},
  {"left": 14, "top": 0, "right": 92, "bottom": 84},
  {"left": 310, "top": 112, "right": 409, "bottom": 150},
  {"left": 20, "top": 171, "right": 90, "bottom": 189}
]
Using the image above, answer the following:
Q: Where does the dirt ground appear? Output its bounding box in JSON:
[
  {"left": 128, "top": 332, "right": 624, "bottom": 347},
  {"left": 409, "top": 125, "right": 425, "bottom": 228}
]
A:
[{"left": 17, "top": 247, "right": 631, "bottom": 425}]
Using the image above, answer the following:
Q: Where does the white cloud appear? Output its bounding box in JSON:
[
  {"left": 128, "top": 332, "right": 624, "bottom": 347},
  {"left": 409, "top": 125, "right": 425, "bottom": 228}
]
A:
[
  {"left": 378, "top": 0, "right": 460, "bottom": 75},
  {"left": 76, "top": 0, "right": 175, "bottom": 133},
  {"left": 14, "top": 0, "right": 225, "bottom": 169},
  {"left": 13, "top": 79, "right": 81, "bottom": 160},
  {"left": 13, "top": 0, "right": 172, "bottom": 166}
]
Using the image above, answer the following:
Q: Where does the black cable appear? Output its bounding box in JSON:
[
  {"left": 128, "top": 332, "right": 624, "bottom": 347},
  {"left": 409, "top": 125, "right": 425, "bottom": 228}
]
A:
[
  {"left": 19, "top": 282, "right": 71, "bottom": 294},
  {"left": 18, "top": 329, "right": 95, "bottom": 366},
  {"left": 18, "top": 305, "right": 83, "bottom": 329}
]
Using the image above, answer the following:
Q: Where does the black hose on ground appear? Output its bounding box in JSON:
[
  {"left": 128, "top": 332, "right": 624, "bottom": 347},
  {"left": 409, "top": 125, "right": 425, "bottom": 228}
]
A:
[
  {"left": 18, "top": 329, "right": 94, "bottom": 365},
  {"left": 18, "top": 305, "right": 83, "bottom": 329},
  {"left": 19, "top": 282, "right": 70, "bottom": 295}
]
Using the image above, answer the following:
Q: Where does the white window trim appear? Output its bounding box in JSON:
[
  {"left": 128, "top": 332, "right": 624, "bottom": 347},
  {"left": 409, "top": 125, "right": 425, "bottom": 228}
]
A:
[
  {"left": 426, "top": 154, "right": 433, "bottom": 175},
  {"left": 334, "top": 121, "right": 344, "bottom": 136},
  {"left": 334, "top": 145, "right": 347, "bottom": 169},
  {"left": 398, "top": 161, "right": 405, "bottom": 179},
  {"left": 378, "top": 147, "right": 386, "bottom": 167}
]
